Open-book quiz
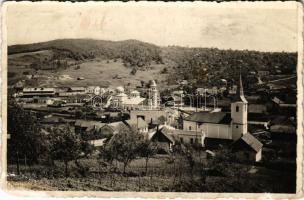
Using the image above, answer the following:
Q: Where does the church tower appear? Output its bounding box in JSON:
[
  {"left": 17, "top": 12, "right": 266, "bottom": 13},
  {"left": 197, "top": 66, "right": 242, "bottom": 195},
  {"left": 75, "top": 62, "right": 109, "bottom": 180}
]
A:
[
  {"left": 150, "top": 80, "right": 158, "bottom": 109},
  {"left": 231, "top": 74, "right": 248, "bottom": 140}
]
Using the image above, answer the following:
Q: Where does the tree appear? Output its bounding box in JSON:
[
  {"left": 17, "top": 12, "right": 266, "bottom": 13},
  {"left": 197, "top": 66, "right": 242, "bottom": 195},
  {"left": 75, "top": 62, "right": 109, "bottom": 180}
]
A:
[
  {"left": 138, "top": 140, "right": 159, "bottom": 175},
  {"left": 157, "top": 115, "right": 166, "bottom": 125},
  {"left": 130, "top": 68, "right": 137, "bottom": 75},
  {"left": 104, "top": 124, "right": 142, "bottom": 174},
  {"left": 7, "top": 98, "right": 46, "bottom": 174},
  {"left": 49, "top": 126, "right": 82, "bottom": 177},
  {"left": 140, "top": 80, "right": 145, "bottom": 88}
]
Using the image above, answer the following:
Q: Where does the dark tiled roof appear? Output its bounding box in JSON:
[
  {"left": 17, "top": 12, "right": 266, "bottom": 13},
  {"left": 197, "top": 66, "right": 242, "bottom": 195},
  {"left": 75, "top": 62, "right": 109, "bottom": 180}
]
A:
[
  {"left": 184, "top": 112, "right": 231, "bottom": 124},
  {"left": 240, "top": 133, "right": 263, "bottom": 152}
]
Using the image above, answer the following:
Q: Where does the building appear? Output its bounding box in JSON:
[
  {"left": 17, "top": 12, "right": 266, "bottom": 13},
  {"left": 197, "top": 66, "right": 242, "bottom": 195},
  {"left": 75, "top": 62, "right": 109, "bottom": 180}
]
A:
[
  {"left": 86, "top": 86, "right": 105, "bottom": 95},
  {"left": 149, "top": 127, "right": 176, "bottom": 152},
  {"left": 258, "top": 70, "right": 270, "bottom": 76},
  {"left": 231, "top": 133, "right": 263, "bottom": 162},
  {"left": 111, "top": 87, "right": 146, "bottom": 109},
  {"left": 67, "top": 87, "right": 86, "bottom": 95},
  {"left": 148, "top": 80, "right": 159, "bottom": 109},
  {"left": 183, "top": 74, "right": 249, "bottom": 141},
  {"left": 130, "top": 109, "right": 166, "bottom": 125},
  {"left": 124, "top": 117, "right": 149, "bottom": 134},
  {"left": 269, "top": 116, "right": 296, "bottom": 140},
  {"left": 74, "top": 120, "right": 127, "bottom": 140},
  {"left": 183, "top": 112, "right": 232, "bottom": 140},
  {"left": 22, "top": 87, "right": 55, "bottom": 97},
  {"left": 148, "top": 125, "right": 205, "bottom": 152}
]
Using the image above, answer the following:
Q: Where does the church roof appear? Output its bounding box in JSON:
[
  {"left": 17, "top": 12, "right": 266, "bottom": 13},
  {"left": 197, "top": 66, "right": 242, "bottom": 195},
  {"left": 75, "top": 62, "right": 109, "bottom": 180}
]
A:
[
  {"left": 233, "top": 74, "right": 248, "bottom": 103},
  {"left": 150, "top": 80, "right": 157, "bottom": 87},
  {"left": 184, "top": 112, "right": 232, "bottom": 124}
]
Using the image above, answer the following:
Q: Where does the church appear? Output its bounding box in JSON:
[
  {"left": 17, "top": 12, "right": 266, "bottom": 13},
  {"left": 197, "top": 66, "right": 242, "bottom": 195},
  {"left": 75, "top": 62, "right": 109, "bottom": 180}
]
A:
[{"left": 183, "top": 75, "right": 260, "bottom": 142}]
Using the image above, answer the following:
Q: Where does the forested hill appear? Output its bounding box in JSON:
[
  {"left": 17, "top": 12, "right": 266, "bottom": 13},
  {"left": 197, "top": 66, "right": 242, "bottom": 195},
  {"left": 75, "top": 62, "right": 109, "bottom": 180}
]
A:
[
  {"left": 8, "top": 39, "right": 163, "bottom": 67},
  {"left": 8, "top": 39, "right": 297, "bottom": 87}
]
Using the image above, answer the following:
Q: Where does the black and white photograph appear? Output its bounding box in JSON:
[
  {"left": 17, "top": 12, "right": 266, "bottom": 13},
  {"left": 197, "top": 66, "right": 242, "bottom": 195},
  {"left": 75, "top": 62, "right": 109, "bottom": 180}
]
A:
[{"left": 2, "top": 1, "right": 302, "bottom": 196}]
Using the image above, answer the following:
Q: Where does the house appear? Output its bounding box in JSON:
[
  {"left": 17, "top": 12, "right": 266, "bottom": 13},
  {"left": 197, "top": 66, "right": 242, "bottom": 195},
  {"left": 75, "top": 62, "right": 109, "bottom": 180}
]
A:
[
  {"left": 258, "top": 70, "right": 270, "bottom": 76},
  {"left": 231, "top": 133, "right": 263, "bottom": 162},
  {"left": 149, "top": 127, "right": 176, "bottom": 153},
  {"left": 89, "top": 138, "right": 108, "bottom": 147},
  {"left": 74, "top": 120, "right": 105, "bottom": 134},
  {"left": 196, "top": 87, "right": 218, "bottom": 96},
  {"left": 86, "top": 86, "right": 105, "bottom": 95},
  {"left": 75, "top": 120, "right": 128, "bottom": 141},
  {"left": 67, "top": 87, "right": 86, "bottom": 95},
  {"left": 229, "top": 85, "right": 238, "bottom": 95},
  {"left": 269, "top": 116, "right": 296, "bottom": 140},
  {"left": 171, "top": 93, "right": 184, "bottom": 107},
  {"left": 124, "top": 117, "right": 149, "bottom": 133},
  {"left": 130, "top": 109, "right": 166, "bottom": 125}
]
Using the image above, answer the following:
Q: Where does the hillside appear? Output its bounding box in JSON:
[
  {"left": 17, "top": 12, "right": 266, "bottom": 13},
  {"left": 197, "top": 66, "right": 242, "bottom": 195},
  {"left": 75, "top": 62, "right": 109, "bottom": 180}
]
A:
[{"left": 8, "top": 39, "right": 297, "bottom": 89}]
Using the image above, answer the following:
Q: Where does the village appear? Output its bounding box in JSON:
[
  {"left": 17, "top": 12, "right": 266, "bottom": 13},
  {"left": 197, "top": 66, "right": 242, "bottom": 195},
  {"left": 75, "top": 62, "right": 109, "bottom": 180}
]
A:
[
  {"left": 7, "top": 56, "right": 298, "bottom": 192},
  {"left": 5, "top": 1, "right": 300, "bottom": 194},
  {"left": 10, "top": 66, "right": 297, "bottom": 160}
]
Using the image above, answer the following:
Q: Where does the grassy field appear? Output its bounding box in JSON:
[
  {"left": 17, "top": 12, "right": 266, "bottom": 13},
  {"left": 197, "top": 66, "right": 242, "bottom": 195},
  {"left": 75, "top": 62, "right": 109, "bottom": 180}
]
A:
[
  {"left": 8, "top": 52, "right": 170, "bottom": 89},
  {"left": 53, "top": 59, "right": 168, "bottom": 88},
  {"left": 7, "top": 151, "right": 296, "bottom": 193}
]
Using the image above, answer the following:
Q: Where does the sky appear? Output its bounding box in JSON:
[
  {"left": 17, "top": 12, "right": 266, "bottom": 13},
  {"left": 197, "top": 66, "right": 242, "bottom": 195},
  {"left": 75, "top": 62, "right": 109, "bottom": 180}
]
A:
[{"left": 5, "top": 2, "right": 301, "bottom": 52}]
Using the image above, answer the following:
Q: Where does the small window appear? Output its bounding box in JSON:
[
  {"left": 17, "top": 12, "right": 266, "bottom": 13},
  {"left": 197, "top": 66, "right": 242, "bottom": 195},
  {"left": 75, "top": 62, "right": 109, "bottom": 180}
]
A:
[
  {"left": 180, "top": 138, "right": 184, "bottom": 143},
  {"left": 236, "top": 106, "right": 239, "bottom": 112},
  {"left": 189, "top": 126, "right": 192, "bottom": 131},
  {"left": 236, "top": 125, "right": 239, "bottom": 128},
  {"left": 190, "top": 138, "right": 193, "bottom": 144}
]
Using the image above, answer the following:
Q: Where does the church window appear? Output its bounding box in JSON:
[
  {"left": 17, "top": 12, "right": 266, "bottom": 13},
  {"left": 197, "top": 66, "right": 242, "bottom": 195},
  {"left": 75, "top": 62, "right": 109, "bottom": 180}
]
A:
[
  {"left": 236, "top": 106, "right": 239, "bottom": 112},
  {"left": 190, "top": 138, "right": 194, "bottom": 144},
  {"left": 180, "top": 138, "right": 184, "bottom": 143},
  {"left": 236, "top": 125, "right": 238, "bottom": 128},
  {"left": 189, "top": 126, "right": 192, "bottom": 131}
]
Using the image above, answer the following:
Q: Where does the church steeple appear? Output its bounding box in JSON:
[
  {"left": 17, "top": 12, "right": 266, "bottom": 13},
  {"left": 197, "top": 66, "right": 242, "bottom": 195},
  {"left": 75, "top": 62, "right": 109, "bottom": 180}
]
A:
[
  {"left": 233, "top": 73, "right": 247, "bottom": 103},
  {"left": 231, "top": 71, "right": 248, "bottom": 140}
]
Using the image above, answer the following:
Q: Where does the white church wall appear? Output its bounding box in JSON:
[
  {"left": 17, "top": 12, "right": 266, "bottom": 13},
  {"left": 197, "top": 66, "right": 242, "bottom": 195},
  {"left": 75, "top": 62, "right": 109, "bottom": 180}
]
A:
[{"left": 183, "top": 120, "right": 232, "bottom": 140}]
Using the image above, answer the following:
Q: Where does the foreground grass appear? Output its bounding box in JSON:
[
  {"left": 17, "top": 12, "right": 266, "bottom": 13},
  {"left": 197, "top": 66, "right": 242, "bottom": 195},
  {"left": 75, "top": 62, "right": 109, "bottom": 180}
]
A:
[{"left": 7, "top": 152, "right": 296, "bottom": 193}]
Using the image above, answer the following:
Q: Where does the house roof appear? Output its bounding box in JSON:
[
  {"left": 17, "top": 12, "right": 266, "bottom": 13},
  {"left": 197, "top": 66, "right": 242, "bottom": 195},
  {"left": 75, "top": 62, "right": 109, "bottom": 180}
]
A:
[
  {"left": 23, "top": 87, "right": 55, "bottom": 92},
  {"left": 240, "top": 133, "right": 263, "bottom": 152},
  {"left": 89, "top": 138, "right": 107, "bottom": 147},
  {"left": 151, "top": 127, "right": 176, "bottom": 143},
  {"left": 270, "top": 116, "right": 296, "bottom": 126},
  {"left": 184, "top": 112, "right": 231, "bottom": 124},
  {"left": 125, "top": 118, "right": 148, "bottom": 129},
  {"left": 69, "top": 87, "right": 86, "bottom": 91},
  {"left": 123, "top": 97, "right": 145, "bottom": 105}
]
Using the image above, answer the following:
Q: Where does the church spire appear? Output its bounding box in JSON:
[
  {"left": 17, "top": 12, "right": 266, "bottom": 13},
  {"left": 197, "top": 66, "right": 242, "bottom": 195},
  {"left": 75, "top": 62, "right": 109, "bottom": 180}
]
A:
[{"left": 233, "top": 71, "right": 247, "bottom": 103}]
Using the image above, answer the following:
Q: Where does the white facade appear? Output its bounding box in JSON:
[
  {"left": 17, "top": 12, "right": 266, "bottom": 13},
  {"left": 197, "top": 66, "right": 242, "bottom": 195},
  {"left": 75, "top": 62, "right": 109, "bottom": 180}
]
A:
[
  {"left": 231, "top": 101, "right": 248, "bottom": 140},
  {"left": 183, "top": 120, "right": 232, "bottom": 140},
  {"left": 150, "top": 80, "right": 159, "bottom": 109}
]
